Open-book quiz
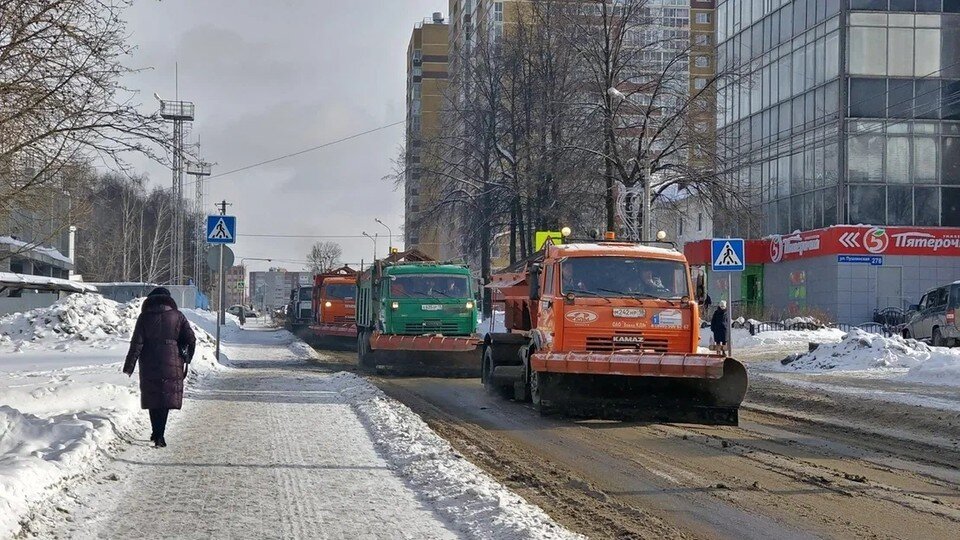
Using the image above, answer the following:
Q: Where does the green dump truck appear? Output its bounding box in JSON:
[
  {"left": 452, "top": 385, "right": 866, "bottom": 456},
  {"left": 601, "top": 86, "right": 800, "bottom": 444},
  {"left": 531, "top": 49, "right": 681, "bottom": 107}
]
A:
[{"left": 356, "top": 251, "right": 481, "bottom": 376}]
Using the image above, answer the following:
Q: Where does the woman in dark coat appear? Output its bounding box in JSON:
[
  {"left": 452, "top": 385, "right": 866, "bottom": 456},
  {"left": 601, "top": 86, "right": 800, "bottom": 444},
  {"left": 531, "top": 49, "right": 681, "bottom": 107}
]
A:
[
  {"left": 710, "top": 300, "right": 728, "bottom": 355},
  {"left": 123, "top": 287, "right": 196, "bottom": 447}
]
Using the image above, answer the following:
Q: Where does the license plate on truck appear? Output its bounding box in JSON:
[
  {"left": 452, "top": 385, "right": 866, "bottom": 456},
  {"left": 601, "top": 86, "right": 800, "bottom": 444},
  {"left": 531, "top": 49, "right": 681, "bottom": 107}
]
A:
[{"left": 421, "top": 304, "right": 442, "bottom": 311}]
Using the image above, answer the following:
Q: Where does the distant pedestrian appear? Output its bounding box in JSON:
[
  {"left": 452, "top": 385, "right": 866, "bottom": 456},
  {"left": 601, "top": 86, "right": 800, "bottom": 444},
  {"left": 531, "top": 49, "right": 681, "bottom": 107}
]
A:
[
  {"left": 238, "top": 307, "right": 246, "bottom": 328},
  {"left": 711, "top": 300, "right": 728, "bottom": 355},
  {"left": 123, "top": 287, "right": 196, "bottom": 448}
]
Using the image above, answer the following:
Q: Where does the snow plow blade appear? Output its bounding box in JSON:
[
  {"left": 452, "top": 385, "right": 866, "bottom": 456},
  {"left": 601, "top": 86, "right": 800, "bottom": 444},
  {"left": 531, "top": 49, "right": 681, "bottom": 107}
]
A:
[
  {"left": 363, "top": 333, "right": 482, "bottom": 377},
  {"left": 306, "top": 324, "right": 357, "bottom": 350},
  {"left": 531, "top": 352, "right": 748, "bottom": 426}
]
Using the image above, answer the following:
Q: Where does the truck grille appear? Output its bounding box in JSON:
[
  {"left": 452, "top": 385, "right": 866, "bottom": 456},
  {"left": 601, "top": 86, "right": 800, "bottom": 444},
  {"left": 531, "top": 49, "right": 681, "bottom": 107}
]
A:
[
  {"left": 584, "top": 332, "right": 670, "bottom": 353},
  {"left": 405, "top": 320, "right": 460, "bottom": 334}
]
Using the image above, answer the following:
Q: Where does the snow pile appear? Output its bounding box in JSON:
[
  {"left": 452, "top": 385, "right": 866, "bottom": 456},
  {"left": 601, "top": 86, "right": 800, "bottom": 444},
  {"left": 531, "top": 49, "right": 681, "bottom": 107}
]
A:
[
  {"left": 329, "top": 372, "right": 581, "bottom": 539},
  {"left": 0, "top": 294, "right": 140, "bottom": 352},
  {"left": 700, "top": 326, "right": 845, "bottom": 355},
  {"left": 780, "top": 329, "right": 960, "bottom": 386},
  {"left": 781, "top": 316, "right": 822, "bottom": 327},
  {"left": 0, "top": 298, "right": 226, "bottom": 537}
]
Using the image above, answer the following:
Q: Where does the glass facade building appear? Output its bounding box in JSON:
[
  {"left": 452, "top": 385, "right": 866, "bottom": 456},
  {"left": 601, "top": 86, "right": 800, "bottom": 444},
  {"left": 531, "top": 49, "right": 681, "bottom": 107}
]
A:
[{"left": 716, "top": 0, "right": 960, "bottom": 236}]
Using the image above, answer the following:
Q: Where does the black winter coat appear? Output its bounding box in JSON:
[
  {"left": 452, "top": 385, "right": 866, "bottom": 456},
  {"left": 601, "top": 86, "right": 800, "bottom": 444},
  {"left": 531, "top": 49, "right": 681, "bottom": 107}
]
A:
[
  {"left": 124, "top": 295, "right": 197, "bottom": 409},
  {"left": 710, "top": 307, "right": 728, "bottom": 342}
]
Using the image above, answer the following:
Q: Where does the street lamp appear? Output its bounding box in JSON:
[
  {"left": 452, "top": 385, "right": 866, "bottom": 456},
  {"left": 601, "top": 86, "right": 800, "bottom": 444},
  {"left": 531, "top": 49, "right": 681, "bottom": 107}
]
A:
[
  {"left": 240, "top": 257, "right": 273, "bottom": 307},
  {"left": 374, "top": 218, "right": 393, "bottom": 254},
  {"left": 362, "top": 232, "right": 378, "bottom": 262}
]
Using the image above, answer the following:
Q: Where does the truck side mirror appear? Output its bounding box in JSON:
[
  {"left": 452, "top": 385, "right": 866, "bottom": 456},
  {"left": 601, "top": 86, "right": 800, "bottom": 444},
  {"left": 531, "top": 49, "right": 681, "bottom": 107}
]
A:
[{"left": 529, "top": 264, "right": 542, "bottom": 301}]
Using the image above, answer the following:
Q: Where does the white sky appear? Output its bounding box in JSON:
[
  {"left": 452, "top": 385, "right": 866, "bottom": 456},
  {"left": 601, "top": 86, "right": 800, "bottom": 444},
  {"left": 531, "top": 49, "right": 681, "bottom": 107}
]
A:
[{"left": 122, "top": 0, "right": 442, "bottom": 273}]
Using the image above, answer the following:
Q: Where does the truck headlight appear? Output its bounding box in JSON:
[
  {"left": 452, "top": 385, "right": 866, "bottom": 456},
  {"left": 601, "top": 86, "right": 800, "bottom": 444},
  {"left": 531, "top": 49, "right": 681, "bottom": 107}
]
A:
[
  {"left": 324, "top": 301, "right": 332, "bottom": 308},
  {"left": 466, "top": 301, "right": 474, "bottom": 309},
  {"left": 391, "top": 301, "right": 400, "bottom": 310}
]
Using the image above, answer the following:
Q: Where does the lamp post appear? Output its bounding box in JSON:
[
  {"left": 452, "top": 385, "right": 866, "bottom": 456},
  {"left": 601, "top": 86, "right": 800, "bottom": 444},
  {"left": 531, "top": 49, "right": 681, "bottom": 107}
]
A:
[
  {"left": 374, "top": 218, "right": 393, "bottom": 254},
  {"left": 362, "top": 232, "right": 378, "bottom": 261},
  {"left": 240, "top": 257, "right": 272, "bottom": 307}
]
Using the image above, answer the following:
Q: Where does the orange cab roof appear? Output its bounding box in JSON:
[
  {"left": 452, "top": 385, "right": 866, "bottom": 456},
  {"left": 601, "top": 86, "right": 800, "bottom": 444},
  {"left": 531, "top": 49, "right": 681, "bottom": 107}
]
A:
[
  {"left": 323, "top": 276, "right": 355, "bottom": 284},
  {"left": 546, "top": 242, "right": 686, "bottom": 262}
]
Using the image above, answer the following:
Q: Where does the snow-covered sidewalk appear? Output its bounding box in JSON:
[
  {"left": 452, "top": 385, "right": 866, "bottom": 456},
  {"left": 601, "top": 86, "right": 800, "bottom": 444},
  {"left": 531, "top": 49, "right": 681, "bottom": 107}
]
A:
[{"left": 18, "top": 319, "right": 576, "bottom": 539}]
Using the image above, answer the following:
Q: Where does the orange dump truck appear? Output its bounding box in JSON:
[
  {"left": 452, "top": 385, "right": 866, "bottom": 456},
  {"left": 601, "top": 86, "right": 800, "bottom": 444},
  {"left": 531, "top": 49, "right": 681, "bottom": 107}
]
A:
[
  {"left": 310, "top": 266, "right": 358, "bottom": 346},
  {"left": 483, "top": 237, "right": 748, "bottom": 425}
]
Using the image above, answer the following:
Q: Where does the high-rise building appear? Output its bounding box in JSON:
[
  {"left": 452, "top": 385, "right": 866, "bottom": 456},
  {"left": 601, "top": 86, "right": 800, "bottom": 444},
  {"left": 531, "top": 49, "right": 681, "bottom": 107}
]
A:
[
  {"left": 716, "top": 0, "right": 960, "bottom": 236},
  {"left": 248, "top": 268, "right": 312, "bottom": 313},
  {"left": 405, "top": 13, "right": 450, "bottom": 259}
]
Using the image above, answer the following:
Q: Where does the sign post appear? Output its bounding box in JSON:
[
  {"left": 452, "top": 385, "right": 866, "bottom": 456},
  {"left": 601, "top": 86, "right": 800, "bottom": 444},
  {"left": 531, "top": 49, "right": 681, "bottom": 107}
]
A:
[
  {"left": 711, "top": 238, "right": 745, "bottom": 357},
  {"left": 206, "top": 201, "right": 236, "bottom": 361}
]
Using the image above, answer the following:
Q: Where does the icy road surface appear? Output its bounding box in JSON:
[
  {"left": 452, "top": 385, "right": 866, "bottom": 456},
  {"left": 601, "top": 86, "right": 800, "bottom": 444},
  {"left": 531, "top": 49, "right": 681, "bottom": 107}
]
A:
[{"left": 21, "top": 320, "right": 576, "bottom": 540}]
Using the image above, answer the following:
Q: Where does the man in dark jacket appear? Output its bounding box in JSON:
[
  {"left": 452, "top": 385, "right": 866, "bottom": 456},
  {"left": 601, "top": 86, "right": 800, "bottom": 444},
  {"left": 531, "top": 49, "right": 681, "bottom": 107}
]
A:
[
  {"left": 710, "top": 300, "right": 729, "bottom": 355},
  {"left": 123, "top": 287, "right": 196, "bottom": 448}
]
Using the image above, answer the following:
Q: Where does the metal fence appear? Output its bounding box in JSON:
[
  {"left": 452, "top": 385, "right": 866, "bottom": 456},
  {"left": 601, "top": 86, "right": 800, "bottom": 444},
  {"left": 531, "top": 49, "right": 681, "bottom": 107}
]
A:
[{"left": 747, "top": 321, "right": 898, "bottom": 337}]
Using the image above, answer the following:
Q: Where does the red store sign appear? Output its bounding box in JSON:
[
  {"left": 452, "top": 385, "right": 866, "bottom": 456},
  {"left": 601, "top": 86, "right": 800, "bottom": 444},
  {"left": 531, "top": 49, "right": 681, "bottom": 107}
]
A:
[{"left": 685, "top": 226, "right": 960, "bottom": 266}]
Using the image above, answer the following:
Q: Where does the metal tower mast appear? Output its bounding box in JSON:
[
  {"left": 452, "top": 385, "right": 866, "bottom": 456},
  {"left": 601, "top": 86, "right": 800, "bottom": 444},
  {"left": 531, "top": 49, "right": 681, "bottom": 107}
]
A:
[
  {"left": 186, "top": 160, "right": 212, "bottom": 291},
  {"left": 159, "top": 98, "right": 195, "bottom": 284}
]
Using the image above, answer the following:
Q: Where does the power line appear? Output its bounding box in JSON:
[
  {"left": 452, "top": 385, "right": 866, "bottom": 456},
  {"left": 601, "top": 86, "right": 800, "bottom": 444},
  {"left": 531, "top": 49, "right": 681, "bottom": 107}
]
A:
[
  {"left": 237, "top": 233, "right": 404, "bottom": 239},
  {"left": 199, "top": 120, "right": 406, "bottom": 182}
]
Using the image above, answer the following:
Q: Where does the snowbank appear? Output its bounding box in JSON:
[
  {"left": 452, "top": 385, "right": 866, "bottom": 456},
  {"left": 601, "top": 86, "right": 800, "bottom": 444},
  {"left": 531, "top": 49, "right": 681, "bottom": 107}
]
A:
[
  {"left": 699, "top": 326, "right": 845, "bottom": 356},
  {"left": 330, "top": 372, "right": 581, "bottom": 539},
  {"left": 0, "top": 295, "right": 225, "bottom": 537},
  {"left": 778, "top": 329, "right": 960, "bottom": 387}
]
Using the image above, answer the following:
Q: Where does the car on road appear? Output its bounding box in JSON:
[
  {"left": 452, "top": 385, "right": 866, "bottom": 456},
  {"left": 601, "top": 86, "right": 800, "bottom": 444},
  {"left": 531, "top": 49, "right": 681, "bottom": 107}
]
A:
[
  {"left": 903, "top": 282, "right": 960, "bottom": 346},
  {"left": 227, "top": 305, "right": 259, "bottom": 319}
]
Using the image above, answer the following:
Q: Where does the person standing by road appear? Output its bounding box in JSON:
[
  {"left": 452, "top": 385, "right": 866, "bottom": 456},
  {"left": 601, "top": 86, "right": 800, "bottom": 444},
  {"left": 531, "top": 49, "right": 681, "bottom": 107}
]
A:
[
  {"left": 123, "top": 287, "right": 196, "bottom": 448},
  {"left": 238, "top": 306, "right": 246, "bottom": 328},
  {"left": 711, "top": 300, "right": 729, "bottom": 355}
]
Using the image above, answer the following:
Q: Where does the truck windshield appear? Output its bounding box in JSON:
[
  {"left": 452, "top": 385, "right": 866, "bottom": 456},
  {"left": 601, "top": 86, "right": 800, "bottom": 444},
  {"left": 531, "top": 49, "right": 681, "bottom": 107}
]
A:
[
  {"left": 389, "top": 275, "right": 470, "bottom": 298},
  {"left": 298, "top": 287, "right": 312, "bottom": 301},
  {"left": 324, "top": 284, "right": 354, "bottom": 300},
  {"left": 560, "top": 257, "right": 689, "bottom": 299}
]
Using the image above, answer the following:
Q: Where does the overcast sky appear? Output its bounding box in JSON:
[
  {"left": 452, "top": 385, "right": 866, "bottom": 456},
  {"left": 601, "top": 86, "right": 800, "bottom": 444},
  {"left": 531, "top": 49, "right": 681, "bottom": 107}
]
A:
[{"left": 122, "top": 0, "right": 442, "bottom": 273}]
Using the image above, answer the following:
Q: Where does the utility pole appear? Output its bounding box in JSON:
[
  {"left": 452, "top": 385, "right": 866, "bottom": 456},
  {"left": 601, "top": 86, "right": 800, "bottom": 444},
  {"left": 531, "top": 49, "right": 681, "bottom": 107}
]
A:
[
  {"left": 214, "top": 199, "right": 231, "bottom": 362},
  {"left": 641, "top": 159, "right": 652, "bottom": 242},
  {"left": 157, "top": 95, "right": 195, "bottom": 284}
]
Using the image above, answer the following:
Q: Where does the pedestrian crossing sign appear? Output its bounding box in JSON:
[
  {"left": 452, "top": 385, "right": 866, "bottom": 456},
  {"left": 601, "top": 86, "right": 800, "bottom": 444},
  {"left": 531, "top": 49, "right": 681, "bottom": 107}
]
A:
[
  {"left": 206, "top": 215, "right": 237, "bottom": 244},
  {"left": 711, "top": 238, "right": 745, "bottom": 272}
]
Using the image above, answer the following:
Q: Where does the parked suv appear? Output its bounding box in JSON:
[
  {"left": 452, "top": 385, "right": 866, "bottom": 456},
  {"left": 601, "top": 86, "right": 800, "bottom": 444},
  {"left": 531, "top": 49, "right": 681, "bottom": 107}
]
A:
[{"left": 903, "top": 282, "right": 960, "bottom": 347}]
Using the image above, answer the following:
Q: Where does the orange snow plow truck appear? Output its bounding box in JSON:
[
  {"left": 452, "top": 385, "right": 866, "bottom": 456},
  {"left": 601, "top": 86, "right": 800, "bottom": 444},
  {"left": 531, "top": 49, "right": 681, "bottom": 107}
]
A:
[
  {"left": 310, "top": 266, "right": 358, "bottom": 345},
  {"left": 483, "top": 236, "right": 748, "bottom": 425}
]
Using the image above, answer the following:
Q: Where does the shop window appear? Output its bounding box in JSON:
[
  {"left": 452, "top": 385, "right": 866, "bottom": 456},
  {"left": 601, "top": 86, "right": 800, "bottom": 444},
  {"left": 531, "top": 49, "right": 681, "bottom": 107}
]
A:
[
  {"left": 915, "top": 186, "right": 940, "bottom": 225},
  {"left": 850, "top": 26, "right": 887, "bottom": 76},
  {"left": 942, "top": 188, "right": 960, "bottom": 226},
  {"left": 850, "top": 0, "right": 888, "bottom": 8},
  {"left": 848, "top": 134, "right": 884, "bottom": 181},
  {"left": 915, "top": 79, "right": 941, "bottom": 119},
  {"left": 849, "top": 78, "right": 887, "bottom": 117},
  {"left": 914, "top": 136, "right": 939, "bottom": 183},
  {"left": 943, "top": 137, "right": 960, "bottom": 185},
  {"left": 790, "top": 194, "right": 803, "bottom": 231},
  {"left": 824, "top": 188, "right": 839, "bottom": 226},
  {"left": 944, "top": 81, "right": 960, "bottom": 120},
  {"left": 886, "top": 136, "right": 911, "bottom": 183},
  {"left": 849, "top": 185, "right": 886, "bottom": 225},
  {"left": 888, "top": 185, "right": 914, "bottom": 224},
  {"left": 887, "top": 79, "right": 914, "bottom": 117},
  {"left": 914, "top": 28, "right": 941, "bottom": 76},
  {"left": 890, "top": 0, "right": 916, "bottom": 10},
  {"left": 943, "top": 23, "right": 960, "bottom": 78}
]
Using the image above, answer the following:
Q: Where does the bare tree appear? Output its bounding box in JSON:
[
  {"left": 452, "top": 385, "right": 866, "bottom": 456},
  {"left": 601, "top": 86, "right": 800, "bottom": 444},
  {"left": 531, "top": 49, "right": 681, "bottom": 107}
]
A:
[
  {"left": 306, "top": 241, "right": 342, "bottom": 274},
  {"left": 0, "top": 0, "right": 168, "bottom": 258}
]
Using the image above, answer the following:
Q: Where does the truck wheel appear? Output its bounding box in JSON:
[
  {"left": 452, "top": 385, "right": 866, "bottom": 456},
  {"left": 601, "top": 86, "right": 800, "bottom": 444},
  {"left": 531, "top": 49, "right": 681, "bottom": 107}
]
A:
[{"left": 932, "top": 327, "right": 944, "bottom": 347}]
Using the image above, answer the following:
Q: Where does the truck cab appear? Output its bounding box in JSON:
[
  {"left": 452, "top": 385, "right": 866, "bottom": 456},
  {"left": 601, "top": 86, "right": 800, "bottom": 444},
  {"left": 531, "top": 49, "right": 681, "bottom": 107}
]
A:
[
  {"left": 317, "top": 276, "right": 356, "bottom": 326},
  {"left": 533, "top": 242, "right": 700, "bottom": 356},
  {"left": 373, "top": 264, "right": 477, "bottom": 336}
]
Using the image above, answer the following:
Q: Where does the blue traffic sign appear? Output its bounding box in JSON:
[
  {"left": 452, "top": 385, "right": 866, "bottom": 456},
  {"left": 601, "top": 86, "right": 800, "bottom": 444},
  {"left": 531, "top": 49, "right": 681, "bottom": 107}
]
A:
[
  {"left": 711, "top": 238, "right": 745, "bottom": 272},
  {"left": 206, "top": 215, "right": 236, "bottom": 244}
]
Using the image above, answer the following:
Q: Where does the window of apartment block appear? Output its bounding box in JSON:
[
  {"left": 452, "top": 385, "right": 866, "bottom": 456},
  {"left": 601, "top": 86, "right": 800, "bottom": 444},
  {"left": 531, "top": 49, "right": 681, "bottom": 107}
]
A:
[
  {"left": 494, "top": 2, "right": 503, "bottom": 22},
  {"left": 697, "top": 213, "right": 703, "bottom": 231},
  {"left": 694, "top": 77, "right": 708, "bottom": 90},
  {"left": 696, "top": 12, "right": 710, "bottom": 24},
  {"left": 695, "top": 33, "right": 711, "bottom": 46},
  {"left": 695, "top": 56, "right": 709, "bottom": 68}
]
